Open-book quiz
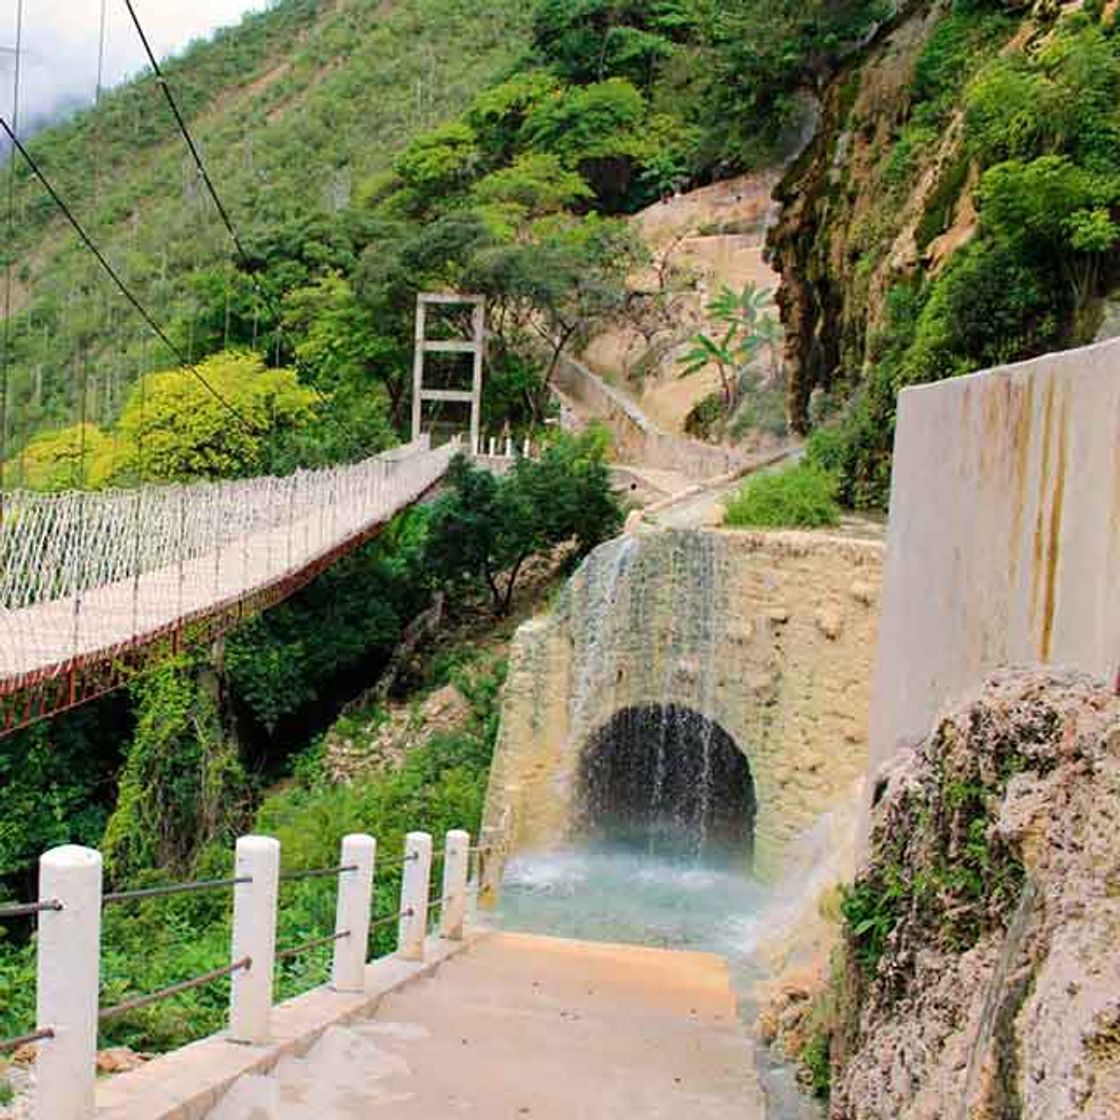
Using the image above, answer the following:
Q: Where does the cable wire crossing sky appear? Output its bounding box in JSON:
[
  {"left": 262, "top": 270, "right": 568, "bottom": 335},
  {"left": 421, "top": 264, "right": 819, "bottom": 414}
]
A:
[{"left": 1, "top": 0, "right": 268, "bottom": 133}]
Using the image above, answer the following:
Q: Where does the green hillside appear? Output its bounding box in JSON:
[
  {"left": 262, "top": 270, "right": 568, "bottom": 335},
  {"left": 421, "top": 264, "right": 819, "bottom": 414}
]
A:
[
  {"left": 3, "top": 0, "right": 1114, "bottom": 500},
  {"left": 1, "top": 0, "right": 891, "bottom": 485},
  {"left": 1, "top": 0, "right": 536, "bottom": 462}
]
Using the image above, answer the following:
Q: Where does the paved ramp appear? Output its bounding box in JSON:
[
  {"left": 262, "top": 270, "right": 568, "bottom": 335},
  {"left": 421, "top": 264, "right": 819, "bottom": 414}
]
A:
[{"left": 208, "top": 932, "right": 765, "bottom": 1119}]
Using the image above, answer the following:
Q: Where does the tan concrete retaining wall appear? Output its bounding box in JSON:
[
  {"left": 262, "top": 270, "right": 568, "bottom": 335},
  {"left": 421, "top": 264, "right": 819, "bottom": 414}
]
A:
[
  {"left": 552, "top": 353, "right": 748, "bottom": 480},
  {"left": 869, "top": 337, "right": 1120, "bottom": 787},
  {"left": 483, "top": 529, "right": 883, "bottom": 874}
]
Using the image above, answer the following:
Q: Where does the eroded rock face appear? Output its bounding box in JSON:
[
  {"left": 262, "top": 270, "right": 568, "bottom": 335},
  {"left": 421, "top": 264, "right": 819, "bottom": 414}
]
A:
[{"left": 832, "top": 670, "right": 1120, "bottom": 1120}]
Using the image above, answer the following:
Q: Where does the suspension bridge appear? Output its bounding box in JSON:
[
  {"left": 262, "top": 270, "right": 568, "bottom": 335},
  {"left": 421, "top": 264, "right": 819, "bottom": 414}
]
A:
[
  {"left": 0, "top": 438, "right": 455, "bottom": 733},
  {"left": 0, "top": 0, "right": 494, "bottom": 733}
]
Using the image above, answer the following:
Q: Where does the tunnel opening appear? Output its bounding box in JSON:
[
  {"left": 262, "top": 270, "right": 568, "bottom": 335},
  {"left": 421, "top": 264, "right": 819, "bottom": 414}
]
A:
[{"left": 576, "top": 704, "right": 756, "bottom": 865}]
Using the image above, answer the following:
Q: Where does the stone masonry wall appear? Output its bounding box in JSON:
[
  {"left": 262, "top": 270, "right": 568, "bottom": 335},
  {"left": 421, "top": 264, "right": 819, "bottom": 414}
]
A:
[{"left": 483, "top": 529, "right": 883, "bottom": 875}]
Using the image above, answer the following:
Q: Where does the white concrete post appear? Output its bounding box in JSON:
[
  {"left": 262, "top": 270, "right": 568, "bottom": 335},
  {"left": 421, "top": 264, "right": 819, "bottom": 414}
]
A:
[
  {"left": 228, "top": 835, "right": 280, "bottom": 1045},
  {"left": 504, "top": 436, "right": 513, "bottom": 459},
  {"left": 488, "top": 436, "right": 496, "bottom": 457},
  {"left": 35, "top": 846, "right": 102, "bottom": 1120},
  {"left": 396, "top": 832, "right": 432, "bottom": 961},
  {"left": 331, "top": 834, "right": 376, "bottom": 993},
  {"left": 439, "top": 830, "right": 470, "bottom": 941},
  {"left": 522, "top": 437, "right": 530, "bottom": 458}
]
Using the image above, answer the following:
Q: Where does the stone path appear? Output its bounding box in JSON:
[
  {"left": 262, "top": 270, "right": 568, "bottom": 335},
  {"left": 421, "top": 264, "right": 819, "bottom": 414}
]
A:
[{"left": 207, "top": 932, "right": 766, "bottom": 1119}]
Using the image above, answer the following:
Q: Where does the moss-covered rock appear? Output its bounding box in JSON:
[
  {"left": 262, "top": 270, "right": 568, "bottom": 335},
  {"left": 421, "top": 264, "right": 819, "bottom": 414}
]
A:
[{"left": 827, "top": 670, "right": 1120, "bottom": 1119}]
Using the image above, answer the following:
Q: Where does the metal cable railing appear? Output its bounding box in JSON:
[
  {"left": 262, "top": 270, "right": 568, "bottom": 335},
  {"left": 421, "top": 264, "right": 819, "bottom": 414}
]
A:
[
  {"left": 103, "top": 876, "right": 250, "bottom": 906},
  {"left": 370, "top": 907, "right": 413, "bottom": 933},
  {"left": 0, "top": 1026, "right": 55, "bottom": 1054},
  {"left": 3, "top": 823, "right": 497, "bottom": 1103},
  {"left": 275, "top": 930, "right": 350, "bottom": 964},
  {"left": 279, "top": 863, "right": 359, "bottom": 884},
  {"left": 0, "top": 898, "right": 62, "bottom": 919},
  {"left": 97, "top": 875, "right": 257, "bottom": 1026},
  {"left": 376, "top": 851, "right": 421, "bottom": 871},
  {"left": 99, "top": 957, "right": 253, "bottom": 1022}
]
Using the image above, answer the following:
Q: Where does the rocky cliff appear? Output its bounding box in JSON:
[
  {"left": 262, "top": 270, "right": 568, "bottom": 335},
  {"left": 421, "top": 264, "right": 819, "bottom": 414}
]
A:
[
  {"left": 768, "top": 0, "right": 1120, "bottom": 505},
  {"left": 827, "top": 670, "right": 1120, "bottom": 1119}
]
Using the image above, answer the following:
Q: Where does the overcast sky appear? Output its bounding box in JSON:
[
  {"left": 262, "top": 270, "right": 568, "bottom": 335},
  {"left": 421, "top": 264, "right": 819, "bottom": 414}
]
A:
[{"left": 1, "top": 0, "right": 268, "bottom": 132}]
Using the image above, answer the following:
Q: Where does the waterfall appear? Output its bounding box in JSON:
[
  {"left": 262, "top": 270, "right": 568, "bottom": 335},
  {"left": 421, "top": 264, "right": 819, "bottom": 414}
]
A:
[
  {"left": 567, "top": 534, "right": 636, "bottom": 748},
  {"left": 560, "top": 531, "right": 749, "bottom": 863}
]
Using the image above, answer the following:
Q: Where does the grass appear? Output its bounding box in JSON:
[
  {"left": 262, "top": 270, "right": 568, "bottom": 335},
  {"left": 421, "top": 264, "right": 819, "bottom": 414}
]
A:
[
  {"left": 0, "top": 649, "right": 507, "bottom": 1055},
  {"left": 723, "top": 462, "right": 841, "bottom": 530}
]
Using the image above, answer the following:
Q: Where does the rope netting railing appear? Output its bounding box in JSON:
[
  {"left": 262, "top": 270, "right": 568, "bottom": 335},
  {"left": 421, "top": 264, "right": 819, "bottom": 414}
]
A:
[{"left": 0, "top": 437, "right": 455, "bottom": 687}]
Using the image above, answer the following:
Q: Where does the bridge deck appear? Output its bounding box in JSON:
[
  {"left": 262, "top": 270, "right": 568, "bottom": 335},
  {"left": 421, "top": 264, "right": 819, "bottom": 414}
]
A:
[
  {"left": 207, "top": 932, "right": 765, "bottom": 1119},
  {"left": 0, "top": 442, "right": 453, "bottom": 715}
]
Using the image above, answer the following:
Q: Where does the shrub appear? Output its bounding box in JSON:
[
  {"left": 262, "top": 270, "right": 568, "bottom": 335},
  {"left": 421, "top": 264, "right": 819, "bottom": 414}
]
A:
[
  {"left": 723, "top": 462, "right": 841, "bottom": 529},
  {"left": 802, "top": 1024, "right": 833, "bottom": 1100},
  {"left": 683, "top": 392, "right": 723, "bottom": 439}
]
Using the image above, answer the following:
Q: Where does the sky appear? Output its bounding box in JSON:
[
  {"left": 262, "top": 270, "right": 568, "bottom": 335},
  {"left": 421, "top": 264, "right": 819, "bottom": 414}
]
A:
[{"left": 1, "top": 0, "right": 268, "bottom": 133}]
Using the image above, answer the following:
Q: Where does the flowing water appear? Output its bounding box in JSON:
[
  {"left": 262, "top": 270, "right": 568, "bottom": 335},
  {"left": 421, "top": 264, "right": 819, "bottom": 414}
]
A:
[{"left": 497, "top": 843, "right": 768, "bottom": 974}]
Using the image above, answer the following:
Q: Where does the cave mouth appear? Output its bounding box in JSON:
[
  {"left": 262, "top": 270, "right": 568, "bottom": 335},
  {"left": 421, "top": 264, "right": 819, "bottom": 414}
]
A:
[{"left": 576, "top": 704, "right": 756, "bottom": 865}]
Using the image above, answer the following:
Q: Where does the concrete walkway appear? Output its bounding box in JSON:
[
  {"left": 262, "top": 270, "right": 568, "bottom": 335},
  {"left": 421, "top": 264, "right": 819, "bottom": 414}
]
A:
[{"left": 207, "top": 932, "right": 766, "bottom": 1119}]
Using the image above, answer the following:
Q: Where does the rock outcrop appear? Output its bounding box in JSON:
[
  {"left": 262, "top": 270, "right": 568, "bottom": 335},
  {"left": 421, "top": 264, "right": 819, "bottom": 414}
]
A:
[{"left": 830, "top": 670, "right": 1120, "bottom": 1119}]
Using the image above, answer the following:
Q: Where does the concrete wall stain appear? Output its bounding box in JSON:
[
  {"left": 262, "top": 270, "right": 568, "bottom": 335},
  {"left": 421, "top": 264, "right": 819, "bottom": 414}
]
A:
[
  {"left": 1031, "top": 379, "right": 1057, "bottom": 625},
  {"left": 1006, "top": 377, "right": 1033, "bottom": 592},
  {"left": 1039, "top": 390, "right": 1068, "bottom": 661},
  {"left": 870, "top": 337, "right": 1120, "bottom": 813}
]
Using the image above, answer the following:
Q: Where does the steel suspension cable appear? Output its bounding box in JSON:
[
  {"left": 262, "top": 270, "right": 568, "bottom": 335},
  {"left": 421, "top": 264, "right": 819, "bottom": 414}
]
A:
[
  {"left": 0, "top": 115, "right": 259, "bottom": 439},
  {"left": 0, "top": 0, "right": 25, "bottom": 504},
  {"left": 123, "top": 0, "right": 252, "bottom": 266},
  {"left": 123, "top": 0, "right": 283, "bottom": 352}
]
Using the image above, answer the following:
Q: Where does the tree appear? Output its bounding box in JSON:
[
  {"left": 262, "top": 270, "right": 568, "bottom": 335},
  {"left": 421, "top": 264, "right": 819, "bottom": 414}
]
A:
[
  {"left": 978, "top": 155, "right": 1120, "bottom": 315},
  {"left": 467, "top": 212, "right": 645, "bottom": 415},
  {"left": 111, "top": 351, "right": 317, "bottom": 482},
  {"left": 225, "top": 506, "right": 432, "bottom": 734},
  {"left": 468, "top": 72, "right": 562, "bottom": 164},
  {"left": 101, "top": 657, "right": 250, "bottom": 882},
  {"left": 520, "top": 77, "right": 649, "bottom": 207},
  {"left": 531, "top": 0, "right": 692, "bottom": 92},
  {"left": 425, "top": 430, "right": 622, "bottom": 615},
  {"left": 472, "top": 153, "right": 594, "bottom": 227},
  {"left": 392, "top": 122, "right": 482, "bottom": 214},
  {"left": 4, "top": 423, "right": 115, "bottom": 491},
  {"left": 282, "top": 272, "right": 407, "bottom": 434},
  {"left": 698, "top": 0, "right": 888, "bottom": 164}
]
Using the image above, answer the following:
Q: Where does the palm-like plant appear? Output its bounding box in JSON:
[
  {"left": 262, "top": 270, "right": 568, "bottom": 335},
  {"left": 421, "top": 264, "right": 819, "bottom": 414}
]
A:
[{"left": 678, "top": 283, "right": 780, "bottom": 409}]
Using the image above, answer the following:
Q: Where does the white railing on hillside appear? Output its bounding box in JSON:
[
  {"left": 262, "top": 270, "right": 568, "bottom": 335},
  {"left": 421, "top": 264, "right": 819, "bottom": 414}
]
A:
[
  {"left": 0, "top": 437, "right": 456, "bottom": 686},
  {"left": 478, "top": 434, "right": 538, "bottom": 461},
  {"left": 0, "top": 828, "right": 487, "bottom": 1120}
]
